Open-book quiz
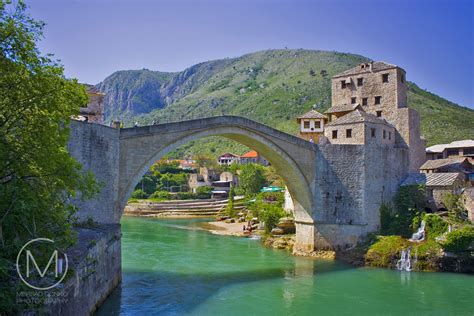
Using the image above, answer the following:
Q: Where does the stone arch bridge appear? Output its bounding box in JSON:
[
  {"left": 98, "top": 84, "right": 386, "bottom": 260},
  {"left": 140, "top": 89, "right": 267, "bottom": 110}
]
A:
[{"left": 68, "top": 115, "right": 409, "bottom": 251}]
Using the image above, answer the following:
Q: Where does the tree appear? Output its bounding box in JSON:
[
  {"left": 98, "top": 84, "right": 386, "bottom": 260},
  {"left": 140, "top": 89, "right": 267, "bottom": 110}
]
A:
[
  {"left": 0, "top": 1, "right": 97, "bottom": 311},
  {"left": 238, "top": 163, "right": 267, "bottom": 195}
]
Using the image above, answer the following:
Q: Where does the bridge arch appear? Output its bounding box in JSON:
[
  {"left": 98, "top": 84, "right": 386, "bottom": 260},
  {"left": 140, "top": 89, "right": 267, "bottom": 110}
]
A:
[{"left": 118, "top": 116, "right": 317, "bottom": 227}]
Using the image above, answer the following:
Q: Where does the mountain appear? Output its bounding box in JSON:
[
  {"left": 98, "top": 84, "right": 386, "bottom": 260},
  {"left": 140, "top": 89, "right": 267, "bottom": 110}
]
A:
[{"left": 97, "top": 49, "right": 474, "bottom": 157}]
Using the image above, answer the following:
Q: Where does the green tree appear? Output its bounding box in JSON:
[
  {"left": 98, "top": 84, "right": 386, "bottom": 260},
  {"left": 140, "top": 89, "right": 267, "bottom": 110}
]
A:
[
  {"left": 238, "top": 163, "right": 267, "bottom": 195},
  {"left": 0, "top": 1, "right": 98, "bottom": 311},
  {"left": 443, "top": 192, "right": 467, "bottom": 222}
]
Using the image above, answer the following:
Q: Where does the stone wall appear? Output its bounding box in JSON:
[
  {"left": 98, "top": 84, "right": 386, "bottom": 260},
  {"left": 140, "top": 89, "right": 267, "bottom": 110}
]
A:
[
  {"left": 331, "top": 67, "right": 406, "bottom": 114},
  {"left": 324, "top": 122, "right": 366, "bottom": 144},
  {"left": 28, "top": 225, "right": 122, "bottom": 316},
  {"left": 312, "top": 143, "right": 409, "bottom": 249},
  {"left": 68, "top": 120, "right": 121, "bottom": 224}
]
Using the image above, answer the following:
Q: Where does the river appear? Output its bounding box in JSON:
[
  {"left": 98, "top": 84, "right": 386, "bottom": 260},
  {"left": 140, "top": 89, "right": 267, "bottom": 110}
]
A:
[{"left": 96, "top": 217, "right": 474, "bottom": 315}]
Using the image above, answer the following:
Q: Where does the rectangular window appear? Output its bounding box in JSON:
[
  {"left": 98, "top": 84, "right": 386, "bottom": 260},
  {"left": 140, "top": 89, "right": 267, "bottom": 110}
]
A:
[
  {"left": 341, "top": 80, "right": 346, "bottom": 89},
  {"left": 332, "top": 130, "right": 338, "bottom": 139},
  {"left": 314, "top": 121, "right": 321, "bottom": 129},
  {"left": 357, "top": 78, "right": 363, "bottom": 86},
  {"left": 388, "top": 131, "right": 391, "bottom": 140},
  {"left": 376, "top": 111, "right": 382, "bottom": 117},
  {"left": 362, "top": 98, "right": 368, "bottom": 106},
  {"left": 375, "top": 96, "right": 381, "bottom": 105},
  {"left": 351, "top": 97, "right": 356, "bottom": 104},
  {"left": 464, "top": 147, "right": 474, "bottom": 156},
  {"left": 303, "top": 121, "right": 310, "bottom": 129},
  {"left": 447, "top": 148, "right": 459, "bottom": 157},
  {"left": 383, "top": 130, "right": 386, "bottom": 139},
  {"left": 371, "top": 128, "right": 376, "bottom": 138},
  {"left": 382, "top": 73, "right": 389, "bottom": 83},
  {"left": 346, "top": 129, "right": 352, "bottom": 138},
  {"left": 401, "top": 74, "right": 405, "bottom": 83}
]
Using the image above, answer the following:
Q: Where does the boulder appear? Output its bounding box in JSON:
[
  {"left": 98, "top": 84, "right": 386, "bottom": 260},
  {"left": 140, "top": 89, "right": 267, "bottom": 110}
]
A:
[
  {"left": 238, "top": 217, "right": 246, "bottom": 223},
  {"left": 216, "top": 215, "right": 230, "bottom": 221},
  {"left": 271, "top": 227, "right": 285, "bottom": 235},
  {"left": 276, "top": 217, "right": 295, "bottom": 234},
  {"left": 225, "top": 218, "right": 235, "bottom": 223}
]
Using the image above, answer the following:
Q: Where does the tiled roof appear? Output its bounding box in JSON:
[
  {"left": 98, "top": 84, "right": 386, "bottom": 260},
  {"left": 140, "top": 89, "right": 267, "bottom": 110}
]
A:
[
  {"left": 296, "top": 110, "right": 327, "bottom": 120},
  {"left": 240, "top": 150, "right": 259, "bottom": 158},
  {"left": 219, "top": 153, "right": 238, "bottom": 158},
  {"left": 324, "top": 103, "right": 360, "bottom": 114},
  {"left": 401, "top": 172, "right": 463, "bottom": 187},
  {"left": 426, "top": 139, "right": 474, "bottom": 153},
  {"left": 420, "top": 157, "right": 469, "bottom": 170},
  {"left": 332, "top": 62, "right": 401, "bottom": 78},
  {"left": 326, "top": 109, "right": 393, "bottom": 127}
]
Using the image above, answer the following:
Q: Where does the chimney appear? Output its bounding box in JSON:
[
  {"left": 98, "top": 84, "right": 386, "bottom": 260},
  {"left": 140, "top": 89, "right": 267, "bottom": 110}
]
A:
[{"left": 369, "top": 61, "right": 374, "bottom": 72}]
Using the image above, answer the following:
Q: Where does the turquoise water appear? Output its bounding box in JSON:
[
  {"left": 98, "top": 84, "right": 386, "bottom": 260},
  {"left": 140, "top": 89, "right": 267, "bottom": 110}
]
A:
[{"left": 97, "top": 217, "right": 474, "bottom": 315}]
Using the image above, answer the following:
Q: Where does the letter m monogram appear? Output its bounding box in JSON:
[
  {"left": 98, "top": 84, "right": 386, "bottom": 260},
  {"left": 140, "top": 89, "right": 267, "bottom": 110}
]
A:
[{"left": 26, "top": 250, "right": 60, "bottom": 278}]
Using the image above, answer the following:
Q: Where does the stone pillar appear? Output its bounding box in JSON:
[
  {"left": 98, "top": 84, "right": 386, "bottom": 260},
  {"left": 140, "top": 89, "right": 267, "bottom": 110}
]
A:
[{"left": 294, "top": 220, "right": 315, "bottom": 252}]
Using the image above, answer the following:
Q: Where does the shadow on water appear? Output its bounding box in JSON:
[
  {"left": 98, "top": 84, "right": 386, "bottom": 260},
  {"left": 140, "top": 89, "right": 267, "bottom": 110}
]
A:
[{"left": 98, "top": 258, "right": 353, "bottom": 315}]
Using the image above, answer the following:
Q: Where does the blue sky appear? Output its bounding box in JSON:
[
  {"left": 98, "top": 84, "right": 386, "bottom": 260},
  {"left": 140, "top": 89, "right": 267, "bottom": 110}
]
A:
[{"left": 29, "top": 0, "right": 473, "bottom": 108}]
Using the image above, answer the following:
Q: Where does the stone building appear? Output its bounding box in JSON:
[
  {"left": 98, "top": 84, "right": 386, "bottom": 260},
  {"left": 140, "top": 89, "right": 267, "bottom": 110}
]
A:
[
  {"left": 329, "top": 61, "right": 425, "bottom": 170},
  {"left": 239, "top": 150, "right": 269, "bottom": 165},
  {"left": 296, "top": 109, "right": 328, "bottom": 142},
  {"left": 217, "top": 153, "right": 239, "bottom": 165},
  {"left": 401, "top": 172, "right": 466, "bottom": 212},
  {"left": 420, "top": 157, "right": 473, "bottom": 183},
  {"left": 78, "top": 84, "right": 105, "bottom": 123},
  {"left": 426, "top": 139, "right": 474, "bottom": 160},
  {"left": 187, "top": 167, "right": 219, "bottom": 193},
  {"left": 323, "top": 110, "right": 395, "bottom": 146}
]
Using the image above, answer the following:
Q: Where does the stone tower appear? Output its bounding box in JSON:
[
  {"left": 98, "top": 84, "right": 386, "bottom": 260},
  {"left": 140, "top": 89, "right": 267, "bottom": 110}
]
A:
[
  {"left": 330, "top": 62, "right": 425, "bottom": 170},
  {"left": 79, "top": 84, "right": 105, "bottom": 124}
]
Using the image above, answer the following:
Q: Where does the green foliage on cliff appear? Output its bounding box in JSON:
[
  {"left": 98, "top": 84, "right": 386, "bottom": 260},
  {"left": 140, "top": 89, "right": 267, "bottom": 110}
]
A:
[
  {"left": 380, "top": 185, "right": 426, "bottom": 237},
  {"left": 442, "top": 226, "right": 474, "bottom": 252},
  {"left": 365, "top": 236, "right": 408, "bottom": 268},
  {"left": 99, "top": 49, "right": 474, "bottom": 157},
  {"left": 0, "top": 1, "right": 98, "bottom": 312}
]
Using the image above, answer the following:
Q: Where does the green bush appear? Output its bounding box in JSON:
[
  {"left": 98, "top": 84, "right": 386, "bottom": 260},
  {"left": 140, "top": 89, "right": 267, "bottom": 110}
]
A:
[
  {"left": 131, "top": 189, "right": 148, "bottom": 199},
  {"left": 365, "top": 236, "right": 408, "bottom": 268},
  {"left": 261, "top": 191, "right": 284, "bottom": 205},
  {"left": 441, "top": 226, "right": 474, "bottom": 252},
  {"left": 238, "top": 163, "right": 267, "bottom": 194},
  {"left": 149, "top": 190, "right": 171, "bottom": 200},
  {"left": 196, "top": 186, "right": 213, "bottom": 199},
  {"left": 380, "top": 185, "right": 426, "bottom": 237},
  {"left": 423, "top": 214, "right": 448, "bottom": 239},
  {"left": 443, "top": 193, "right": 468, "bottom": 222},
  {"left": 175, "top": 192, "right": 196, "bottom": 200},
  {"left": 261, "top": 205, "right": 286, "bottom": 233}
]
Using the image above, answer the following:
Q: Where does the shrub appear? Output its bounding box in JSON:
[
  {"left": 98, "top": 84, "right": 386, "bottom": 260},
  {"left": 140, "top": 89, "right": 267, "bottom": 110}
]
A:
[
  {"left": 149, "top": 190, "right": 171, "bottom": 200},
  {"left": 131, "top": 189, "right": 148, "bottom": 199},
  {"left": 423, "top": 214, "right": 448, "bottom": 239},
  {"left": 441, "top": 226, "right": 474, "bottom": 252},
  {"left": 365, "top": 236, "right": 408, "bottom": 268},
  {"left": 261, "top": 191, "right": 284, "bottom": 205},
  {"left": 443, "top": 193, "right": 468, "bottom": 222},
  {"left": 380, "top": 185, "right": 426, "bottom": 237},
  {"left": 261, "top": 205, "right": 286, "bottom": 233},
  {"left": 175, "top": 192, "right": 196, "bottom": 200},
  {"left": 196, "top": 186, "right": 212, "bottom": 197},
  {"left": 238, "top": 163, "right": 267, "bottom": 194}
]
